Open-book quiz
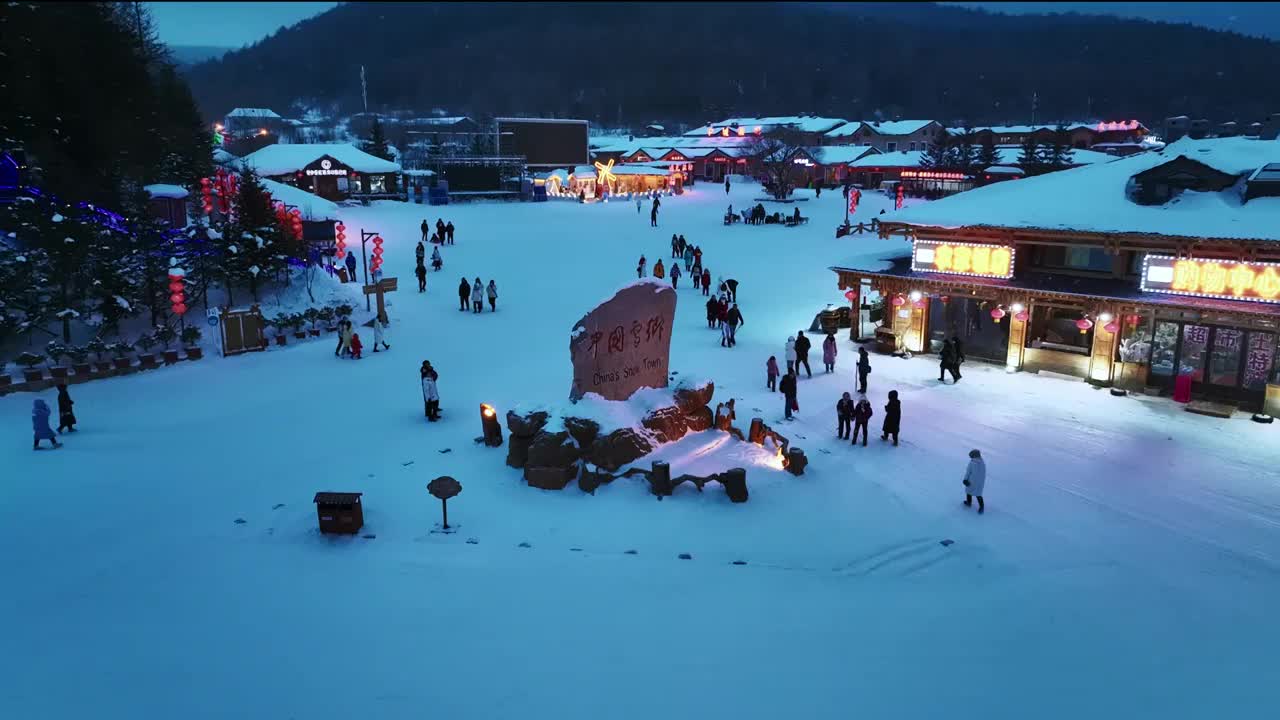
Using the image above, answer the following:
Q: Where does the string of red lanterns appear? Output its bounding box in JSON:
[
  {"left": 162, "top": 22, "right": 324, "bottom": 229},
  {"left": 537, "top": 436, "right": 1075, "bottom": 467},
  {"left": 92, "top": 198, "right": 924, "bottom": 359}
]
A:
[
  {"left": 168, "top": 265, "right": 187, "bottom": 317},
  {"left": 370, "top": 235, "right": 384, "bottom": 275},
  {"left": 335, "top": 222, "right": 347, "bottom": 259}
]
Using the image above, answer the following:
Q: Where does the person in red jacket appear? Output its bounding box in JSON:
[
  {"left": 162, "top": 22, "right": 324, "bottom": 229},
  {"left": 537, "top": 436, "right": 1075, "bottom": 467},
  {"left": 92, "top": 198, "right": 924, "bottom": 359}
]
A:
[
  {"left": 766, "top": 355, "right": 780, "bottom": 391},
  {"left": 701, "top": 268, "right": 711, "bottom": 296},
  {"left": 349, "top": 333, "right": 364, "bottom": 360}
]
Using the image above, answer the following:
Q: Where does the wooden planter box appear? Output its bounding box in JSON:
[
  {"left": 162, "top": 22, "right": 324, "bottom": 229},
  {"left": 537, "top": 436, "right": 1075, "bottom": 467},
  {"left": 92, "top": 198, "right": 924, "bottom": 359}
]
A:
[
  {"left": 72, "top": 362, "right": 93, "bottom": 376},
  {"left": 22, "top": 368, "right": 44, "bottom": 383},
  {"left": 185, "top": 347, "right": 203, "bottom": 360},
  {"left": 113, "top": 357, "right": 133, "bottom": 370},
  {"left": 274, "top": 335, "right": 287, "bottom": 346},
  {"left": 49, "top": 366, "right": 69, "bottom": 379},
  {"left": 162, "top": 350, "right": 181, "bottom": 365},
  {"left": 138, "top": 354, "right": 159, "bottom": 369}
]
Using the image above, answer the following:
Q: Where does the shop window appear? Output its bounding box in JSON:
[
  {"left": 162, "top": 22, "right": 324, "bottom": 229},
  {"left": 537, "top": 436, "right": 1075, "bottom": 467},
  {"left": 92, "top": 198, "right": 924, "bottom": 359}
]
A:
[
  {"left": 1026, "top": 305, "right": 1092, "bottom": 353},
  {"left": 886, "top": 142, "right": 898, "bottom": 152},
  {"left": 1126, "top": 252, "right": 1145, "bottom": 277},
  {"left": 909, "top": 142, "right": 917, "bottom": 151},
  {"left": 368, "top": 175, "right": 387, "bottom": 194},
  {"left": 1118, "top": 313, "right": 1153, "bottom": 364},
  {"left": 1031, "top": 245, "right": 1113, "bottom": 273},
  {"left": 1150, "top": 321, "right": 1179, "bottom": 377}
]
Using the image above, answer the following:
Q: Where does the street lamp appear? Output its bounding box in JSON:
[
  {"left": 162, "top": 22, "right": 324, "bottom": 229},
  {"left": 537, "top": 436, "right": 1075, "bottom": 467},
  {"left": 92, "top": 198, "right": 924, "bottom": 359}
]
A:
[{"left": 480, "top": 404, "right": 503, "bottom": 447}]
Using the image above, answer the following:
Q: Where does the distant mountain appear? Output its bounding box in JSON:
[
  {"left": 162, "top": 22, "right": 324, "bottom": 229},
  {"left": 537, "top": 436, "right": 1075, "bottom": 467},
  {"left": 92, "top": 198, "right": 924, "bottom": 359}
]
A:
[
  {"left": 183, "top": 2, "right": 1280, "bottom": 127},
  {"left": 169, "top": 44, "right": 231, "bottom": 67}
]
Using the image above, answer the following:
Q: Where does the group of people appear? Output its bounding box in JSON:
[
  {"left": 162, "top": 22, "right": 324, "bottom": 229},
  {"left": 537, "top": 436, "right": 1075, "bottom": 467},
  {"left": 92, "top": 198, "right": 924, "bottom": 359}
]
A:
[
  {"left": 939, "top": 336, "right": 966, "bottom": 383},
  {"left": 457, "top": 277, "right": 498, "bottom": 313},
  {"left": 31, "top": 384, "right": 76, "bottom": 450},
  {"left": 705, "top": 295, "right": 744, "bottom": 347},
  {"left": 836, "top": 390, "right": 900, "bottom": 447},
  {"left": 414, "top": 240, "right": 444, "bottom": 292},
  {"left": 421, "top": 218, "right": 456, "bottom": 246},
  {"left": 333, "top": 314, "right": 391, "bottom": 359}
]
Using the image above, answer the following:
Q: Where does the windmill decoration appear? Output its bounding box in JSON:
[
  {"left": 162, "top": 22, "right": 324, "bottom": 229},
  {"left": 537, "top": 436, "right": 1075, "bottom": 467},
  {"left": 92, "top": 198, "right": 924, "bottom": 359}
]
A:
[{"left": 594, "top": 158, "right": 618, "bottom": 196}]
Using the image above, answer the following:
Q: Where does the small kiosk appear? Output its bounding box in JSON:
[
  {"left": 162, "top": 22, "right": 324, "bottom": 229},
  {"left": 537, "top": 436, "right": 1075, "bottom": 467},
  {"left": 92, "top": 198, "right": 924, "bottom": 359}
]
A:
[{"left": 314, "top": 492, "right": 364, "bottom": 534}]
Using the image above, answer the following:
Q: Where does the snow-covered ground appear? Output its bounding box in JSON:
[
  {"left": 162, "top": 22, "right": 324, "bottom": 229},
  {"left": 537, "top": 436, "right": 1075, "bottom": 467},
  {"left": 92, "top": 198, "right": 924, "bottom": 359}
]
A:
[{"left": 3, "top": 181, "right": 1279, "bottom": 719}]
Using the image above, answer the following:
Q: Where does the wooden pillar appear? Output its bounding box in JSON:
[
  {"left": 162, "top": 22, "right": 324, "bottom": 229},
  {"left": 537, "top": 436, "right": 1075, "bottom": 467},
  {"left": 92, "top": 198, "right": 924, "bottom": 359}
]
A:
[
  {"left": 848, "top": 277, "right": 861, "bottom": 342},
  {"left": 1089, "top": 305, "right": 1119, "bottom": 384},
  {"left": 906, "top": 300, "right": 928, "bottom": 353},
  {"left": 1006, "top": 302, "right": 1028, "bottom": 371}
]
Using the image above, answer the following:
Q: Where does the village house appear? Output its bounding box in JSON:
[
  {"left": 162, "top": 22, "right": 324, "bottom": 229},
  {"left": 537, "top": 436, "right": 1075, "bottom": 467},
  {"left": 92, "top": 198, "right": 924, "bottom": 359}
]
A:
[{"left": 823, "top": 120, "right": 945, "bottom": 153}]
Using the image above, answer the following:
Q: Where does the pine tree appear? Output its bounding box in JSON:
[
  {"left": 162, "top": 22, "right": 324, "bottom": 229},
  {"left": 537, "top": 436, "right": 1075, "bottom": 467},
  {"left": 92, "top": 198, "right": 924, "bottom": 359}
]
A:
[
  {"left": 368, "top": 117, "right": 392, "bottom": 161},
  {"left": 954, "top": 130, "right": 980, "bottom": 173},
  {"left": 919, "top": 132, "right": 953, "bottom": 169},
  {"left": 1017, "top": 136, "right": 1042, "bottom": 175},
  {"left": 1039, "top": 124, "right": 1075, "bottom": 169},
  {"left": 976, "top": 136, "right": 1001, "bottom": 169}
]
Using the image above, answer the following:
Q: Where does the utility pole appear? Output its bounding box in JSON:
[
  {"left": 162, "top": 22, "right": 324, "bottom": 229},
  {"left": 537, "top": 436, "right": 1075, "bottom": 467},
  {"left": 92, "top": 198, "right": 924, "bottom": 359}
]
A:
[
  {"left": 361, "top": 65, "right": 368, "bottom": 114},
  {"left": 360, "top": 230, "right": 375, "bottom": 311},
  {"left": 1031, "top": 91, "right": 1039, "bottom": 126}
]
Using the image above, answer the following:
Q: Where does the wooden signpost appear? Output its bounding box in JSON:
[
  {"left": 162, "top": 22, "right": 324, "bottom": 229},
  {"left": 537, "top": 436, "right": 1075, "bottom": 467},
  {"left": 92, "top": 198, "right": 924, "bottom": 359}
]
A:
[
  {"left": 427, "top": 475, "right": 462, "bottom": 529},
  {"left": 362, "top": 277, "right": 398, "bottom": 318}
]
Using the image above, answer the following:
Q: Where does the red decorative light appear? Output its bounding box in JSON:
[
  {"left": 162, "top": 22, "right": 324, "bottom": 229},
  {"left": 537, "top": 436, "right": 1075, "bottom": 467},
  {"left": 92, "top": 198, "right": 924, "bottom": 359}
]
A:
[
  {"left": 1104, "top": 321, "right": 1120, "bottom": 334},
  {"left": 895, "top": 184, "right": 904, "bottom": 210},
  {"left": 843, "top": 289, "right": 857, "bottom": 302},
  {"left": 941, "top": 295, "right": 950, "bottom": 304},
  {"left": 848, "top": 188, "right": 861, "bottom": 214},
  {"left": 1014, "top": 310, "right": 1029, "bottom": 322},
  {"left": 1075, "top": 317, "right": 1094, "bottom": 334},
  {"left": 173, "top": 303, "right": 187, "bottom": 316},
  {"left": 891, "top": 295, "right": 906, "bottom": 307},
  {"left": 990, "top": 307, "right": 1006, "bottom": 321}
]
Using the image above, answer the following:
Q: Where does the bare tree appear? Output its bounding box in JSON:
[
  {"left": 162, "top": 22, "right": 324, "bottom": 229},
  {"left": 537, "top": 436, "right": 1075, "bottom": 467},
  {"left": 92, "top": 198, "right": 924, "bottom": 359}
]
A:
[{"left": 750, "top": 129, "right": 807, "bottom": 200}]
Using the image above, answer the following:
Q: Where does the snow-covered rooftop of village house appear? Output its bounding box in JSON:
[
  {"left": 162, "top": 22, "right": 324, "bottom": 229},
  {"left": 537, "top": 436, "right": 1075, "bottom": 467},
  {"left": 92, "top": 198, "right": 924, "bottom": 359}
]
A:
[
  {"left": 683, "top": 116, "right": 847, "bottom": 136},
  {"left": 825, "top": 119, "right": 938, "bottom": 138},
  {"left": 212, "top": 148, "right": 237, "bottom": 165},
  {"left": 225, "top": 107, "right": 282, "bottom": 119},
  {"left": 258, "top": 178, "right": 340, "bottom": 222},
  {"left": 845, "top": 147, "right": 1117, "bottom": 169},
  {"left": 886, "top": 137, "right": 1280, "bottom": 242},
  {"left": 984, "top": 165, "right": 1024, "bottom": 175},
  {"left": 235, "top": 143, "right": 401, "bottom": 176},
  {"left": 143, "top": 184, "right": 189, "bottom": 199},
  {"left": 802, "top": 146, "right": 880, "bottom": 165}
]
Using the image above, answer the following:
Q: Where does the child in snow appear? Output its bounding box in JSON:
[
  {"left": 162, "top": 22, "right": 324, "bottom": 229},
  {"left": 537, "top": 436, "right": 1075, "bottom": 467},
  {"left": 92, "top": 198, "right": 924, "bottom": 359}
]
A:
[
  {"left": 349, "top": 333, "right": 363, "bottom": 359},
  {"left": 486, "top": 280, "right": 498, "bottom": 311},
  {"left": 822, "top": 333, "right": 837, "bottom": 373},
  {"left": 766, "top": 356, "right": 780, "bottom": 392},
  {"left": 836, "top": 391, "right": 853, "bottom": 440},
  {"left": 337, "top": 319, "right": 353, "bottom": 357},
  {"left": 372, "top": 314, "right": 391, "bottom": 352},
  {"left": 852, "top": 393, "right": 873, "bottom": 446},
  {"left": 32, "top": 398, "right": 61, "bottom": 449},
  {"left": 56, "top": 383, "right": 77, "bottom": 433},
  {"left": 962, "top": 449, "right": 986, "bottom": 513}
]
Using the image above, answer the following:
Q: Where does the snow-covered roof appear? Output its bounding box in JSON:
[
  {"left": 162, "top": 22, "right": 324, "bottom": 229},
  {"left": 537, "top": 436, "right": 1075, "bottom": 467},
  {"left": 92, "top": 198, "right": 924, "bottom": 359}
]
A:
[
  {"left": 415, "top": 116, "right": 471, "bottom": 125},
  {"left": 846, "top": 147, "right": 1116, "bottom": 169},
  {"left": 226, "top": 108, "right": 282, "bottom": 119},
  {"left": 684, "top": 116, "right": 848, "bottom": 136},
  {"left": 849, "top": 151, "right": 925, "bottom": 168},
  {"left": 403, "top": 169, "right": 437, "bottom": 177},
  {"left": 826, "top": 120, "right": 939, "bottom": 138},
  {"left": 592, "top": 135, "right": 759, "bottom": 155},
  {"left": 212, "top": 148, "right": 237, "bottom": 164},
  {"left": 802, "top": 146, "right": 880, "bottom": 165},
  {"left": 611, "top": 164, "right": 673, "bottom": 176},
  {"left": 887, "top": 137, "right": 1280, "bottom": 242},
  {"left": 144, "top": 184, "right": 189, "bottom": 199},
  {"left": 236, "top": 143, "right": 401, "bottom": 176},
  {"left": 259, "top": 178, "right": 340, "bottom": 222},
  {"left": 983, "top": 166, "right": 1024, "bottom": 175},
  {"left": 571, "top": 166, "right": 597, "bottom": 179}
]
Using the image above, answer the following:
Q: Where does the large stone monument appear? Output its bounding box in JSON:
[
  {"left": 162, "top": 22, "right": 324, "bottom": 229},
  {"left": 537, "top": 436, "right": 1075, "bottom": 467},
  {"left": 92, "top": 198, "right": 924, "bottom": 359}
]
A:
[{"left": 569, "top": 279, "right": 677, "bottom": 402}]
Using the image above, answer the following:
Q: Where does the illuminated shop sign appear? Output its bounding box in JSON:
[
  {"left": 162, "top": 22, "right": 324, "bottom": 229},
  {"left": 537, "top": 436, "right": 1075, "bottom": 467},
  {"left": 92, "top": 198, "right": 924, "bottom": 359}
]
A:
[
  {"left": 1141, "top": 255, "right": 1280, "bottom": 305},
  {"left": 901, "top": 170, "right": 969, "bottom": 181},
  {"left": 305, "top": 158, "right": 348, "bottom": 177},
  {"left": 912, "top": 240, "right": 1014, "bottom": 279}
]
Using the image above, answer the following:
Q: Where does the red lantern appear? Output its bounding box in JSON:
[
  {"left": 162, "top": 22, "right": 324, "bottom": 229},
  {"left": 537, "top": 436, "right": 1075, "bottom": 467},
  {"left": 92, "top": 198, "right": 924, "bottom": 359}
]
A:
[
  {"left": 169, "top": 293, "right": 184, "bottom": 305},
  {"left": 1075, "top": 318, "right": 1094, "bottom": 334},
  {"left": 895, "top": 184, "right": 904, "bottom": 210},
  {"left": 1104, "top": 321, "right": 1120, "bottom": 334},
  {"left": 990, "top": 307, "right": 1006, "bottom": 321},
  {"left": 890, "top": 295, "right": 906, "bottom": 307},
  {"left": 843, "top": 289, "right": 857, "bottom": 302},
  {"left": 940, "top": 295, "right": 950, "bottom": 304},
  {"left": 335, "top": 222, "right": 347, "bottom": 260},
  {"left": 1014, "top": 310, "right": 1030, "bottom": 322},
  {"left": 1127, "top": 314, "right": 1140, "bottom": 325},
  {"left": 173, "top": 303, "right": 188, "bottom": 316}
]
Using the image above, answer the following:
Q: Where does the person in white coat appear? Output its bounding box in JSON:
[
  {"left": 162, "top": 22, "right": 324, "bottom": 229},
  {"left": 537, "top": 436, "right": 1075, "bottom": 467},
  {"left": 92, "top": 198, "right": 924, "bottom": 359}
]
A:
[
  {"left": 372, "top": 314, "right": 390, "bottom": 352},
  {"left": 962, "top": 449, "right": 986, "bottom": 513},
  {"left": 785, "top": 336, "right": 798, "bottom": 375},
  {"left": 471, "top": 277, "right": 484, "bottom": 313},
  {"left": 421, "top": 361, "right": 440, "bottom": 421},
  {"left": 486, "top": 280, "right": 498, "bottom": 311}
]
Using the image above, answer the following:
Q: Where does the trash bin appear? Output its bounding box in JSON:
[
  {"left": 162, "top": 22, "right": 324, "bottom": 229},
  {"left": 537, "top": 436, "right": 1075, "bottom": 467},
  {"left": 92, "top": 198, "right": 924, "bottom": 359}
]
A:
[{"left": 1173, "top": 373, "right": 1193, "bottom": 403}]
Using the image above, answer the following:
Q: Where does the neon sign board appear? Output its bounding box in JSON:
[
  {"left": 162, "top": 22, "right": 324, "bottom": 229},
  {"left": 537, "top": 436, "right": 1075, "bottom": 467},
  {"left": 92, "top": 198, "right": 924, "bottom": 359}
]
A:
[
  {"left": 901, "top": 170, "right": 969, "bottom": 181},
  {"left": 305, "top": 158, "right": 347, "bottom": 177},
  {"left": 912, "top": 240, "right": 1014, "bottom": 279},
  {"left": 1140, "top": 255, "right": 1280, "bottom": 305}
]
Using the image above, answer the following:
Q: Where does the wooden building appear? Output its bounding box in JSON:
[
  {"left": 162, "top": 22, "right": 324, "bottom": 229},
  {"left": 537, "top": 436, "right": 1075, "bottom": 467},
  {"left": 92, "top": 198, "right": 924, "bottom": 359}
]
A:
[
  {"left": 143, "top": 184, "right": 189, "bottom": 228},
  {"left": 237, "top": 143, "right": 402, "bottom": 201},
  {"left": 834, "top": 137, "right": 1280, "bottom": 412},
  {"left": 824, "top": 120, "right": 945, "bottom": 153}
]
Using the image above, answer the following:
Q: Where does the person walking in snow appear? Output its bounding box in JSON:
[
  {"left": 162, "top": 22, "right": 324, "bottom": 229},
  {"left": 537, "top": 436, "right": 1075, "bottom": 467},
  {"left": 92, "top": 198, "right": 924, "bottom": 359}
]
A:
[
  {"left": 693, "top": 245, "right": 702, "bottom": 268},
  {"left": 677, "top": 234, "right": 687, "bottom": 258},
  {"left": 471, "top": 277, "right": 484, "bottom": 313},
  {"left": 650, "top": 196, "right": 660, "bottom": 227},
  {"left": 446, "top": 221, "right": 455, "bottom": 244},
  {"left": 785, "top": 336, "right": 798, "bottom": 375},
  {"left": 420, "top": 219, "right": 429, "bottom": 244},
  {"left": 682, "top": 240, "right": 693, "bottom": 271},
  {"left": 431, "top": 245, "right": 442, "bottom": 272},
  {"left": 32, "top": 398, "right": 60, "bottom": 450},
  {"left": 336, "top": 318, "right": 353, "bottom": 357},
  {"left": 654, "top": 259, "right": 665, "bottom": 279},
  {"left": 881, "top": 389, "right": 901, "bottom": 446},
  {"left": 671, "top": 234, "right": 680, "bottom": 259},
  {"left": 416, "top": 239, "right": 425, "bottom": 265},
  {"left": 372, "top": 313, "right": 391, "bottom": 352},
  {"left": 486, "top": 279, "right": 498, "bottom": 311},
  {"left": 416, "top": 263, "right": 427, "bottom": 292},
  {"left": 724, "top": 278, "right": 739, "bottom": 303},
  {"left": 724, "top": 303, "right": 743, "bottom": 347},
  {"left": 670, "top": 263, "right": 681, "bottom": 288},
  {"left": 637, "top": 255, "right": 646, "bottom": 279},
  {"left": 766, "top": 355, "right": 780, "bottom": 392},
  {"left": 421, "top": 361, "right": 441, "bottom": 422},
  {"left": 836, "top": 391, "right": 854, "bottom": 440},
  {"left": 856, "top": 347, "right": 871, "bottom": 393},
  {"left": 457, "top": 277, "right": 471, "bottom": 311},
  {"left": 962, "top": 449, "right": 986, "bottom": 513},
  {"left": 705, "top": 296, "right": 719, "bottom": 329},
  {"left": 940, "top": 339, "right": 961, "bottom": 383},
  {"left": 56, "top": 383, "right": 77, "bottom": 433},
  {"left": 724, "top": 176, "right": 731, "bottom": 195},
  {"left": 851, "top": 393, "right": 873, "bottom": 447},
  {"left": 780, "top": 370, "right": 798, "bottom": 420},
  {"left": 636, "top": 195, "right": 642, "bottom": 214},
  {"left": 691, "top": 265, "right": 701, "bottom": 291},
  {"left": 822, "top": 332, "right": 837, "bottom": 373},
  {"left": 436, "top": 218, "right": 446, "bottom": 244},
  {"left": 700, "top": 268, "right": 711, "bottom": 296},
  {"left": 794, "top": 331, "right": 813, "bottom": 378},
  {"left": 349, "top": 332, "right": 363, "bottom": 360},
  {"left": 951, "top": 335, "right": 966, "bottom": 378},
  {"left": 345, "top": 252, "right": 357, "bottom": 283}
]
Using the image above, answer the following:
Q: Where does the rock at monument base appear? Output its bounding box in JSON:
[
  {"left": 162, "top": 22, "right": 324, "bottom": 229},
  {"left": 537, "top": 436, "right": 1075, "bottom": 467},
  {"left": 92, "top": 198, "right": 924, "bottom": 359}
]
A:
[
  {"left": 506, "top": 409, "right": 549, "bottom": 438},
  {"left": 720, "top": 468, "right": 749, "bottom": 503},
  {"left": 578, "top": 465, "right": 614, "bottom": 495},
  {"left": 563, "top": 416, "right": 601, "bottom": 449},
  {"left": 506, "top": 434, "right": 535, "bottom": 468},
  {"left": 641, "top": 406, "right": 689, "bottom": 444},
  {"left": 673, "top": 379, "right": 715, "bottom": 412},
  {"left": 526, "top": 430, "right": 582, "bottom": 469},
  {"left": 683, "top": 405, "right": 714, "bottom": 433},
  {"left": 587, "top": 428, "right": 655, "bottom": 472},
  {"left": 525, "top": 464, "right": 578, "bottom": 490}
]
